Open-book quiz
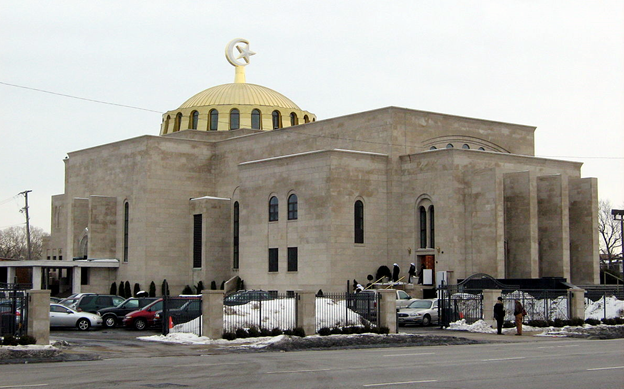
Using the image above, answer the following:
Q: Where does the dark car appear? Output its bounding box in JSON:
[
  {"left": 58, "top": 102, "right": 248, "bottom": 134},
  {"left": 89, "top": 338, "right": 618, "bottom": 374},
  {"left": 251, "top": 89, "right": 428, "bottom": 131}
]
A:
[
  {"left": 223, "top": 290, "right": 273, "bottom": 306},
  {"left": 67, "top": 294, "right": 124, "bottom": 314},
  {"left": 97, "top": 297, "right": 158, "bottom": 328},
  {"left": 155, "top": 299, "right": 202, "bottom": 328}
]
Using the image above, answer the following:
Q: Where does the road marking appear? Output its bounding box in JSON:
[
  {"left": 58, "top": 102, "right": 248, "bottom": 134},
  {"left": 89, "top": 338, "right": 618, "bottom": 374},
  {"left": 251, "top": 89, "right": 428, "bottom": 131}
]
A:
[
  {"left": 537, "top": 345, "right": 579, "bottom": 349},
  {"left": 364, "top": 380, "right": 438, "bottom": 387},
  {"left": 0, "top": 385, "right": 48, "bottom": 389},
  {"left": 266, "top": 368, "right": 333, "bottom": 374},
  {"left": 383, "top": 353, "right": 434, "bottom": 357},
  {"left": 587, "top": 366, "right": 624, "bottom": 371},
  {"left": 482, "top": 357, "right": 526, "bottom": 362}
]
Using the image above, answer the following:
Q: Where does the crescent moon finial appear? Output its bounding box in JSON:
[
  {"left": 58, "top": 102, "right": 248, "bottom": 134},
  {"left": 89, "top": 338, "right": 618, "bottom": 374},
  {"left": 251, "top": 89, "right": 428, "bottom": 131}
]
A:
[{"left": 225, "top": 38, "right": 256, "bottom": 67}]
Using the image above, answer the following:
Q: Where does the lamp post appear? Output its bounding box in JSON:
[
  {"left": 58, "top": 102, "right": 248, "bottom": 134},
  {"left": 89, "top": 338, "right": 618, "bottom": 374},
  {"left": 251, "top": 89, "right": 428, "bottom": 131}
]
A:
[{"left": 612, "top": 209, "right": 624, "bottom": 274}]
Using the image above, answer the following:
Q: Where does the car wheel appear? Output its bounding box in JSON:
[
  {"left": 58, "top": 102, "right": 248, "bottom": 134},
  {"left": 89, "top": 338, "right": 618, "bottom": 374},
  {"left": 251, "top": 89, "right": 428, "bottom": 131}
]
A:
[
  {"left": 76, "top": 318, "right": 91, "bottom": 331},
  {"left": 103, "top": 315, "right": 117, "bottom": 328},
  {"left": 422, "top": 314, "right": 431, "bottom": 326},
  {"left": 134, "top": 318, "right": 147, "bottom": 331}
]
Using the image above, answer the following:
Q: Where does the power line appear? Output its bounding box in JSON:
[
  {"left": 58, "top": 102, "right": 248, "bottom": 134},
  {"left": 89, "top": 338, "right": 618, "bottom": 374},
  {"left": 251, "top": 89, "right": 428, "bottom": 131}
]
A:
[{"left": 0, "top": 81, "right": 163, "bottom": 114}]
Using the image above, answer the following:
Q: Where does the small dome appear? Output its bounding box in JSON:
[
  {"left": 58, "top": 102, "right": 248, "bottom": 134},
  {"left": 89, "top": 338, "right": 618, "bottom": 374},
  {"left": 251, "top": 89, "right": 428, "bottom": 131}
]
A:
[{"left": 179, "top": 83, "right": 302, "bottom": 110}]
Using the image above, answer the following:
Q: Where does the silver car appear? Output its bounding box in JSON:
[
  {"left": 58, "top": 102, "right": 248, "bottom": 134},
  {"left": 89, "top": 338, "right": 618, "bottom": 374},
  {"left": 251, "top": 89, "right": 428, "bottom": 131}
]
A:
[
  {"left": 50, "top": 303, "right": 103, "bottom": 331},
  {"left": 397, "top": 298, "right": 439, "bottom": 326}
]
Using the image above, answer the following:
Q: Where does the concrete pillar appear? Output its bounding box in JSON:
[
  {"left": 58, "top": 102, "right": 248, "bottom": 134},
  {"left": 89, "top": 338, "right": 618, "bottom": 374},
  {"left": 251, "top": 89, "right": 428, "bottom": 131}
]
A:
[
  {"left": 482, "top": 289, "right": 502, "bottom": 327},
  {"left": 31, "top": 267, "right": 42, "bottom": 290},
  {"left": 7, "top": 267, "right": 15, "bottom": 284},
  {"left": 377, "top": 289, "right": 397, "bottom": 333},
  {"left": 202, "top": 290, "right": 224, "bottom": 339},
  {"left": 568, "top": 288, "right": 585, "bottom": 320},
  {"left": 27, "top": 289, "right": 50, "bottom": 345},
  {"left": 296, "top": 291, "right": 316, "bottom": 336},
  {"left": 72, "top": 267, "right": 81, "bottom": 294}
]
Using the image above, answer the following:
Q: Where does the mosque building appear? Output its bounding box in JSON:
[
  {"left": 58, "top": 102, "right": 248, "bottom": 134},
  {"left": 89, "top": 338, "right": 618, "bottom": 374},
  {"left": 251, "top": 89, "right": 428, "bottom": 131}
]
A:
[{"left": 31, "top": 39, "right": 599, "bottom": 296}]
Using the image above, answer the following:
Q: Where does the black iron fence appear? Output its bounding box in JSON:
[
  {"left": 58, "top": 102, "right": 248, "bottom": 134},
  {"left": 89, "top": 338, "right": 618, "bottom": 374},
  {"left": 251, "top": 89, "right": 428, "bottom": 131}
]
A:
[
  {"left": 438, "top": 288, "right": 483, "bottom": 326},
  {"left": 502, "top": 289, "right": 570, "bottom": 322},
  {"left": 223, "top": 292, "right": 297, "bottom": 333},
  {"left": 160, "top": 296, "right": 202, "bottom": 336},
  {"left": 0, "top": 283, "right": 29, "bottom": 337},
  {"left": 316, "top": 292, "right": 379, "bottom": 331}
]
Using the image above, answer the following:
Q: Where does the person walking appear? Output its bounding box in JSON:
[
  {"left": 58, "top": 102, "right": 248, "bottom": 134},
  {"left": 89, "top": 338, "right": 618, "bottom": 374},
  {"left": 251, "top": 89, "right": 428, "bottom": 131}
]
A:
[
  {"left": 514, "top": 300, "right": 525, "bottom": 335},
  {"left": 493, "top": 297, "right": 505, "bottom": 335}
]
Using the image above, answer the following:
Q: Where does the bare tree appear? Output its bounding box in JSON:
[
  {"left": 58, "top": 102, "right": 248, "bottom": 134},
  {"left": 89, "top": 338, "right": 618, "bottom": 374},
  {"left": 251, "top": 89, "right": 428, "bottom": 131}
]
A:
[
  {"left": 598, "top": 199, "right": 622, "bottom": 267},
  {"left": 0, "top": 226, "right": 49, "bottom": 260}
]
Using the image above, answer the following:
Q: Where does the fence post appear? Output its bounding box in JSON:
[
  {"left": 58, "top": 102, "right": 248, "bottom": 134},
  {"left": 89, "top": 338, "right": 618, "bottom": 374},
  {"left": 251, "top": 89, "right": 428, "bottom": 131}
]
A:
[
  {"left": 27, "top": 289, "right": 50, "bottom": 345},
  {"left": 568, "top": 288, "right": 586, "bottom": 320},
  {"left": 377, "top": 289, "right": 397, "bottom": 333},
  {"left": 201, "top": 290, "right": 224, "bottom": 339},
  {"left": 296, "top": 291, "right": 316, "bottom": 336},
  {"left": 482, "top": 289, "right": 501, "bottom": 327}
]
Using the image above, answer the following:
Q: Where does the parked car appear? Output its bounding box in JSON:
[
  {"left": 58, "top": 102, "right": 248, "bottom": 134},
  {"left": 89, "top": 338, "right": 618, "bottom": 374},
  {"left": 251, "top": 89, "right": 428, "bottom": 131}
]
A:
[
  {"left": 50, "top": 303, "right": 103, "bottom": 330},
  {"left": 97, "top": 297, "right": 158, "bottom": 328},
  {"left": 223, "top": 290, "right": 273, "bottom": 306},
  {"left": 347, "top": 289, "right": 412, "bottom": 319},
  {"left": 58, "top": 293, "right": 96, "bottom": 308},
  {"left": 50, "top": 297, "right": 63, "bottom": 304},
  {"left": 123, "top": 297, "right": 195, "bottom": 330},
  {"left": 155, "top": 299, "right": 201, "bottom": 327},
  {"left": 65, "top": 294, "right": 124, "bottom": 314},
  {"left": 397, "top": 298, "right": 439, "bottom": 326}
]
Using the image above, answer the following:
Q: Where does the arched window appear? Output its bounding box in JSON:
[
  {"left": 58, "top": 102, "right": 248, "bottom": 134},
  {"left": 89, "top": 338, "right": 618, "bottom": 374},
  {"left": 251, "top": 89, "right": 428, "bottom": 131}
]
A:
[
  {"left": 174, "top": 112, "right": 183, "bottom": 132},
  {"left": 164, "top": 115, "right": 170, "bottom": 134},
  {"left": 478, "top": 147, "right": 485, "bottom": 151},
  {"left": 303, "top": 115, "right": 309, "bottom": 123},
  {"left": 269, "top": 196, "right": 279, "bottom": 222},
  {"left": 272, "top": 110, "right": 282, "bottom": 129},
  {"left": 462, "top": 144, "right": 470, "bottom": 149},
  {"left": 233, "top": 202, "right": 239, "bottom": 269},
  {"left": 446, "top": 143, "right": 454, "bottom": 149},
  {"left": 190, "top": 111, "right": 199, "bottom": 129},
  {"left": 290, "top": 112, "right": 298, "bottom": 126},
  {"left": 230, "top": 109, "right": 240, "bottom": 130},
  {"left": 288, "top": 194, "right": 298, "bottom": 220},
  {"left": 429, "top": 146, "right": 437, "bottom": 150},
  {"left": 210, "top": 109, "right": 219, "bottom": 131},
  {"left": 251, "top": 109, "right": 261, "bottom": 129},
  {"left": 429, "top": 205, "right": 435, "bottom": 248},
  {"left": 419, "top": 206, "right": 427, "bottom": 248},
  {"left": 354, "top": 200, "right": 364, "bottom": 244},
  {"left": 123, "top": 202, "right": 129, "bottom": 263}
]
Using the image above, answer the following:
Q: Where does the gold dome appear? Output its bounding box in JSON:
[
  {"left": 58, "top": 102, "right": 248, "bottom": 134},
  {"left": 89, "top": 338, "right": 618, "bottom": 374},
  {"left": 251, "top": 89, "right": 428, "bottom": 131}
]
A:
[{"left": 179, "top": 83, "right": 302, "bottom": 110}]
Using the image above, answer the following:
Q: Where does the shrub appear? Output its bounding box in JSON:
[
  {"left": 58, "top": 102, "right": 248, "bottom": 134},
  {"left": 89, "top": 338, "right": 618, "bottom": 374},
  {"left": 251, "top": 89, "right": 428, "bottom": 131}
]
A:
[
  {"left": 378, "top": 326, "right": 390, "bottom": 335},
  {"left": 182, "top": 285, "right": 193, "bottom": 295},
  {"left": 260, "top": 328, "right": 272, "bottom": 337},
  {"left": 125, "top": 282, "right": 132, "bottom": 299},
  {"left": 283, "top": 329, "right": 293, "bottom": 336},
  {"left": 109, "top": 282, "right": 117, "bottom": 296},
  {"left": 210, "top": 281, "right": 217, "bottom": 290},
  {"left": 553, "top": 318, "right": 570, "bottom": 327},
  {"left": 196, "top": 281, "right": 204, "bottom": 294},
  {"left": 569, "top": 318, "right": 584, "bottom": 327},
  {"left": 602, "top": 318, "right": 616, "bottom": 325},
  {"left": 222, "top": 332, "right": 237, "bottom": 341},
  {"left": 271, "top": 327, "right": 283, "bottom": 336},
  {"left": 292, "top": 327, "right": 306, "bottom": 337},
  {"left": 615, "top": 317, "right": 624, "bottom": 325},
  {"left": 318, "top": 327, "right": 331, "bottom": 336},
  {"left": 149, "top": 281, "right": 156, "bottom": 297},
  {"left": 2, "top": 335, "right": 18, "bottom": 346},
  {"left": 18, "top": 335, "right": 36, "bottom": 345},
  {"left": 248, "top": 327, "right": 261, "bottom": 337},
  {"left": 528, "top": 320, "right": 548, "bottom": 327},
  {"left": 235, "top": 328, "right": 249, "bottom": 338},
  {"left": 368, "top": 326, "right": 380, "bottom": 334},
  {"left": 502, "top": 320, "right": 515, "bottom": 328},
  {"left": 341, "top": 326, "right": 353, "bottom": 335},
  {"left": 133, "top": 283, "right": 141, "bottom": 297},
  {"left": 330, "top": 327, "right": 343, "bottom": 335},
  {"left": 585, "top": 318, "right": 601, "bottom": 326}
]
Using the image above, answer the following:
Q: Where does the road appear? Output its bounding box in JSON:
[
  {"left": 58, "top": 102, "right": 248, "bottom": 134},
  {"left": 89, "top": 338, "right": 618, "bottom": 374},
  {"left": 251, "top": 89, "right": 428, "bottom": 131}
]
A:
[{"left": 1, "top": 330, "right": 622, "bottom": 388}]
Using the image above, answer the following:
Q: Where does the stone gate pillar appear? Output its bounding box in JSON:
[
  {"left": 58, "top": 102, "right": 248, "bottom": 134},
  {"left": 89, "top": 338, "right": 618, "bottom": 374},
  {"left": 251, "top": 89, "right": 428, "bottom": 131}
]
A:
[
  {"left": 27, "top": 289, "right": 50, "bottom": 345},
  {"left": 568, "top": 288, "right": 586, "bottom": 320},
  {"left": 482, "top": 289, "right": 502, "bottom": 327},
  {"left": 296, "top": 291, "right": 316, "bottom": 336},
  {"left": 378, "top": 289, "right": 397, "bottom": 333},
  {"left": 202, "top": 290, "right": 224, "bottom": 339}
]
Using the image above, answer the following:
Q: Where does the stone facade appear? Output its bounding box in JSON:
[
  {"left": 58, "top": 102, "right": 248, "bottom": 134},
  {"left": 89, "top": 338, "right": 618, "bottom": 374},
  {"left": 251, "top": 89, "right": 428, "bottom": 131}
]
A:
[{"left": 46, "top": 106, "right": 599, "bottom": 295}]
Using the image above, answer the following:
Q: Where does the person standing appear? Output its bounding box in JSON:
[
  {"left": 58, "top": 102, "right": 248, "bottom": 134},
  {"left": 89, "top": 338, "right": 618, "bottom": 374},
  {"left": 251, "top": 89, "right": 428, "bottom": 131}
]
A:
[
  {"left": 514, "top": 300, "right": 525, "bottom": 336},
  {"left": 408, "top": 263, "right": 416, "bottom": 283},
  {"left": 392, "top": 263, "right": 400, "bottom": 282},
  {"left": 493, "top": 297, "right": 505, "bottom": 335}
]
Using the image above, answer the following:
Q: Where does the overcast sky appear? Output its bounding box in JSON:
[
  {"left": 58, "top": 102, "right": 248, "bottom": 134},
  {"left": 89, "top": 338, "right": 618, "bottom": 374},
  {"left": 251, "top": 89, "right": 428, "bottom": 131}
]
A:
[{"left": 1, "top": 1, "right": 622, "bottom": 232}]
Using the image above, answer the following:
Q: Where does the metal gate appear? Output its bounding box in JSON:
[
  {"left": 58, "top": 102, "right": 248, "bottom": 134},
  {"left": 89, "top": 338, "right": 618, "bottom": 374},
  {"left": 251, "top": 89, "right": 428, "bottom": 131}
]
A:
[
  {"left": 437, "top": 285, "right": 483, "bottom": 327},
  {"left": 0, "top": 282, "right": 29, "bottom": 337}
]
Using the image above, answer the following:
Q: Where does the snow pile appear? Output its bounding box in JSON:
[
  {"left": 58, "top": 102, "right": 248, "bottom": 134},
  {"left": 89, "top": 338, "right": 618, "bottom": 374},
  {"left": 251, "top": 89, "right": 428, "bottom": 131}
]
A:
[{"left": 585, "top": 295, "right": 624, "bottom": 319}]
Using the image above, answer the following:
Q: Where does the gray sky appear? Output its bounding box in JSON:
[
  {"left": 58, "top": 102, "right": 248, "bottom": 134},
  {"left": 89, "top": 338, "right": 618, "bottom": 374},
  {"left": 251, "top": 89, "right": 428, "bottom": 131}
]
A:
[{"left": 1, "top": 1, "right": 622, "bottom": 232}]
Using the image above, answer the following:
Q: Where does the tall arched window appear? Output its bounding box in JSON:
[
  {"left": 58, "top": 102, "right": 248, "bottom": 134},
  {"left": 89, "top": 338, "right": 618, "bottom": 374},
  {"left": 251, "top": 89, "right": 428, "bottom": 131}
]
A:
[
  {"left": 303, "top": 115, "right": 309, "bottom": 123},
  {"left": 210, "top": 109, "right": 219, "bottom": 131},
  {"left": 123, "top": 202, "right": 129, "bottom": 263},
  {"left": 190, "top": 111, "right": 199, "bottom": 129},
  {"left": 269, "top": 196, "right": 279, "bottom": 222},
  {"left": 251, "top": 109, "right": 261, "bottom": 129},
  {"left": 233, "top": 202, "right": 239, "bottom": 269},
  {"left": 230, "top": 109, "right": 240, "bottom": 130},
  {"left": 272, "top": 110, "right": 282, "bottom": 129},
  {"left": 174, "top": 113, "right": 183, "bottom": 132},
  {"left": 419, "top": 206, "right": 427, "bottom": 248},
  {"left": 288, "top": 194, "right": 298, "bottom": 220},
  {"left": 163, "top": 115, "right": 170, "bottom": 134},
  {"left": 429, "top": 205, "right": 435, "bottom": 248},
  {"left": 290, "top": 112, "right": 298, "bottom": 126},
  {"left": 354, "top": 200, "right": 364, "bottom": 244}
]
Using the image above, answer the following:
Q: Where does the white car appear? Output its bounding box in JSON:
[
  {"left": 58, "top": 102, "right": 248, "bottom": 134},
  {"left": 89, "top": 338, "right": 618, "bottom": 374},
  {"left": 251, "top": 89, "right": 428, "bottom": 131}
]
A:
[
  {"left": 50, "top": 303, "right": 103, "bottom": 331},
  {"left": 397, "top": 298, "right": 439, "bottom": 326}
]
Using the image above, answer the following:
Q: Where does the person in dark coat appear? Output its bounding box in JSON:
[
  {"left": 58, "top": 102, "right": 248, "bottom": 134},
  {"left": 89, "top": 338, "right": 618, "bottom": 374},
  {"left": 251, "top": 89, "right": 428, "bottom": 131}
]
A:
[
  {"left": 493, "top": 297, "right": 505, "bottom": 335},
  {"left": 417, "top": 264, "right": 425, "bottom": 284},
  {"left": 514, "top": 300, "right": 525, "bottom": 335},
  {"left": 392, "top": 263, "right": 400, "bottom": 282},
  {"left": 408, "top": 263, "right": 416, "bottom": 283}
]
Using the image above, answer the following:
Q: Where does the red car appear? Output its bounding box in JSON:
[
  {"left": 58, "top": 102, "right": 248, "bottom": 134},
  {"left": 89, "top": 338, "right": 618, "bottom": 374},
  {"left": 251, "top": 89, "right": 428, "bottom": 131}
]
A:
[{"left": 122, "top": 297, "right": 199, "bottom": 330}]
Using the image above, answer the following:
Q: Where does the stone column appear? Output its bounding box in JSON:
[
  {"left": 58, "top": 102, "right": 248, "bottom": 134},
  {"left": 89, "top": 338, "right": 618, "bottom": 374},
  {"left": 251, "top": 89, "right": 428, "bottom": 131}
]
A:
[
  {"left": 202, "top": 290, "right": 224, "bottom": 339},
  {"left": 31, "top": 267, "right": 42, "bottom": 290},
  {"left": 377, "top": 289, "right": 397, "bottom": 333},
  {"left": 7, "top": 267, "right": 15, "bottom": 284},
  {"left": 568, "top": 288, "right": 586, "bottom": 320},
  {"left": 72, "top": 267, "right": 81, "bottom": 294},
  {"left": 296, "top": 291, "right": 316, "bottom": 336},
  {"left": 27, "top": 289, "right": 50, "bottom": 345},
  {"left": 482, "top": 289, "right": 502, "bottom": 327}
]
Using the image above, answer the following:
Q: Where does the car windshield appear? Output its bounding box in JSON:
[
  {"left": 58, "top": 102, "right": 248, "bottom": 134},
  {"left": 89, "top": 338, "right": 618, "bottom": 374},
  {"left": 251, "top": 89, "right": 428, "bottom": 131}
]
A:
[{"left": 408, "top": 300, "right": 433, "bottom": 309}]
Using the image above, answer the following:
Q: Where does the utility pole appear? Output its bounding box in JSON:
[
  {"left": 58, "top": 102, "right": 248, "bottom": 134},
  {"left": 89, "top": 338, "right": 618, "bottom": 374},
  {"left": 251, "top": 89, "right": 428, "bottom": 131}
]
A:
[{"left": 19, "top": 190, "right": 32, "bottom": 261}]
